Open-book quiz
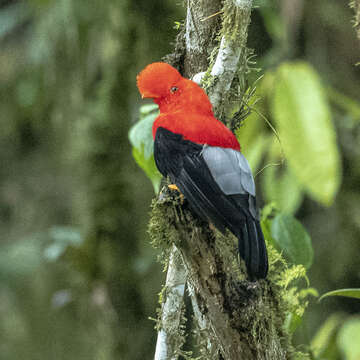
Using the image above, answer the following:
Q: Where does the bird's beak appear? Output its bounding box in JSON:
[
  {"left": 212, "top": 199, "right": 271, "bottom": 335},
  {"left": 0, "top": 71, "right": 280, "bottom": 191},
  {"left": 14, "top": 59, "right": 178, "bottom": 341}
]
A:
[{"left": 141, "top": 91, "right": 159, "bottom": 99}]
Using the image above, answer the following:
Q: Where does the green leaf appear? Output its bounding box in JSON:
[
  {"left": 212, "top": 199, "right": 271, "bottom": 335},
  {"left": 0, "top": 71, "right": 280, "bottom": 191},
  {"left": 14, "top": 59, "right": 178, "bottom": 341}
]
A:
[
  {"left": 139, "top": 103, "right": 158, "bottom": 116},
  {"left": 236, "top": 72, "right": 279, "bottom": 174},
  {"left": 284, "top": 312, "right": 302, "bottom": 334},
  {"left": 132, "top": 147, "right": 161, "bottom": 193},
  {"left": 129, "top": 106, "right": 158, "bottom": 159},
  {"left": 260, "top": 203, "right": 277, "bottom": 247},
  {"left": 262, "top": 164, "right": 303, "bottom": 214},
  {"left": 272, "top": 61, "right": 341, "bottom": 206},
  {"left": 129, "top": 105, "right": 162, "bottom": 193},
  {"left": 261, "top": 139, "right": 303, "bottom": 214},
  {"left": 319, "top": 288, "right": 360, "bottom": 302},
  {"left": 261, "top": 218, "right": 274, "bottom": 247},
  {"left": 310, "top": 313, "right": 344, "bottom": 359},
  {"left": 270, "top": 213, "right": 314, "bottom": 268},
  {"left": 236, "top": 84, "right": 275, "bottom": 175},
  {"left": 241, "top": 133, "right": 270, "bottom": 175},
  {"left": 337, "top": 317, "right": 360, "bottom": 360}
]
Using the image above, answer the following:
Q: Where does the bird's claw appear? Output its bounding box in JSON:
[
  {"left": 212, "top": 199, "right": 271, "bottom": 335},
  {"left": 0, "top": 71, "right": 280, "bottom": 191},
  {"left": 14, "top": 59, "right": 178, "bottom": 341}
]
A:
[
  {"left": 168, "top": 184, "right": 184, "bottom": 204},
  {"left": 168, "top": 184, "right": 180, "bottom": 192}
]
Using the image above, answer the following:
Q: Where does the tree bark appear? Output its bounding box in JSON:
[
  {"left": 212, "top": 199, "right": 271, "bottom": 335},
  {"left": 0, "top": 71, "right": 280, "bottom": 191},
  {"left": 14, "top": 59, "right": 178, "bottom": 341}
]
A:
[{"left": 154, "top": 246, "right": 187, "bottom": 360}]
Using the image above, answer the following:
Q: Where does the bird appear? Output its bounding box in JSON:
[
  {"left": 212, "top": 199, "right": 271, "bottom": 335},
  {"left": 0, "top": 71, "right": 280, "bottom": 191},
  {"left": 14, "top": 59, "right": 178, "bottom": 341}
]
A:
[{"left": 137, "top": 62, "right": 268, "bottom": 280}]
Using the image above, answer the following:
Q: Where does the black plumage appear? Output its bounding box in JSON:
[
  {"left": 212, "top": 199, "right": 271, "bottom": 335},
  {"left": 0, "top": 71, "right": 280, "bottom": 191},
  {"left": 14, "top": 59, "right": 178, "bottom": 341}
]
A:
[{"left": 154, "top": 127, "right": 268, "bottom": 280}]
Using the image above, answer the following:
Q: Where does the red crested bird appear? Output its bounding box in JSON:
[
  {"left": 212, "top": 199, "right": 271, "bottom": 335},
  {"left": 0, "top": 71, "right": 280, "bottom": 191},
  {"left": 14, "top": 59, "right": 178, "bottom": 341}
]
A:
[{"left": 137, "top": 62, "right": 268, "bottom": 280}]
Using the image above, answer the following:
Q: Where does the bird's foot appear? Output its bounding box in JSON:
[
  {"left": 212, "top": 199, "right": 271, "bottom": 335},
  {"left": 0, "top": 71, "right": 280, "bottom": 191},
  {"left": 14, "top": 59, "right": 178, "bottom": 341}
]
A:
[
  {"left": 168, "top": 184, "right": 180, "bottom": 192},
  {"left": 168, "top": 184, "right": 184, "bottom": 204}
]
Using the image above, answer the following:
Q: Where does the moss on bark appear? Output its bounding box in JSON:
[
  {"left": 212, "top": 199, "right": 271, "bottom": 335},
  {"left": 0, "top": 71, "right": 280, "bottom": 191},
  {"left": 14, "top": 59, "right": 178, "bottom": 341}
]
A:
[{"left": 149, "top": 189, "right": 311, "bottom": 359}]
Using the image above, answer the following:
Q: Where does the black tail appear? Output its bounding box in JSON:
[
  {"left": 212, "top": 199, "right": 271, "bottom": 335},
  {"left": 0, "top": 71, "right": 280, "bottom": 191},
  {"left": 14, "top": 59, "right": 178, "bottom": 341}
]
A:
[{"left": 238, "top": 217, "right": 268, "bottom": 280}]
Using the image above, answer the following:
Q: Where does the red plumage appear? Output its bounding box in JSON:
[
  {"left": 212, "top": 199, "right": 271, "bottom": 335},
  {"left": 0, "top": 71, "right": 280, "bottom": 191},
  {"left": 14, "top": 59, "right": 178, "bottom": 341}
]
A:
[
  {"left": 137, "top": 62, "right": 240, "bottom": 151},
  {"left": 153, "top": 112, "right": 240, "bottom": 151}
]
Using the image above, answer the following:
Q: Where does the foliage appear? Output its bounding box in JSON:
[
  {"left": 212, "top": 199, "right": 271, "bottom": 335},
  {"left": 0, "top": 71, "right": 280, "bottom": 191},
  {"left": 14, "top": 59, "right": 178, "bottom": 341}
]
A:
[
  {"left": 237, "top": 61, "right": 343, "bottom": 212},
  {"left": 270, "top": 213, "right": 313, "bottom": 269},
  {"left": 310, "top": 313, "right": 344, "bottom": 359},
  {"left": 310, "top": 315, "right": 360, "bottom": 360},
  {"left": 272, "top": 62, "right": 341, "bottom": 206},
  {"left": 337, "top": 317, "right": 360, "bottom": 360},
  {"left": 319, "top": 288, "right": 360, "bottom": 301},
  {"left": 129, "top": 104, "right": 162, "bottom": 193}
]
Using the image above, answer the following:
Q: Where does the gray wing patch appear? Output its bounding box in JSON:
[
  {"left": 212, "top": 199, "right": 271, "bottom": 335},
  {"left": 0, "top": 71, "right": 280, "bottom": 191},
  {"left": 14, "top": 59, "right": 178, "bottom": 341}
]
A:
[{"left": 202, "top": 146, "right": 256, "bottom": 196}]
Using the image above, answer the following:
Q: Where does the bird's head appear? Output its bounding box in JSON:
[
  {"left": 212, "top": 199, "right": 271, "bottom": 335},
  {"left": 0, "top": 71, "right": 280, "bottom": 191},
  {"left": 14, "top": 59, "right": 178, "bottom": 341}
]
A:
[
  {"left": 137, "top": 62, "right": 213, "bottom": 115},
  {"left": 137, "top": 62, "right": 182, "bottom": 100}
]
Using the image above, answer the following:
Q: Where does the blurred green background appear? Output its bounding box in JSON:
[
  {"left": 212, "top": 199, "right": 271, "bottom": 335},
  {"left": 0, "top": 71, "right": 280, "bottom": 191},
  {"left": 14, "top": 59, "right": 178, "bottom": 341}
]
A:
[{"left": 0, "top": 0, "right": 359, "bottom": 359}]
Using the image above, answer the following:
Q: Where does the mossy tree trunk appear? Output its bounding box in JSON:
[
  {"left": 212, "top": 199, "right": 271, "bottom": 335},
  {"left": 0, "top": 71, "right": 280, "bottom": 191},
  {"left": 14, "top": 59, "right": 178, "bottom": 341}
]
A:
[{"left": 150, "top": 1, "right": 299, "bottom": 359}]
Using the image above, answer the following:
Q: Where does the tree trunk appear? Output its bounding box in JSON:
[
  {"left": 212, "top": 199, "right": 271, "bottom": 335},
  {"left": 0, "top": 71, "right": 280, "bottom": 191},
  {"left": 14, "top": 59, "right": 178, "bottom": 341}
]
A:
[
  {"left": 151, "top": 1, "right": 304, "bottom": 359},
  {"left": 151, "top": 190, "right": 295, "bottom": 359},
  {"left": 154, "top": 246, "right": 187, "bottom": 360}
]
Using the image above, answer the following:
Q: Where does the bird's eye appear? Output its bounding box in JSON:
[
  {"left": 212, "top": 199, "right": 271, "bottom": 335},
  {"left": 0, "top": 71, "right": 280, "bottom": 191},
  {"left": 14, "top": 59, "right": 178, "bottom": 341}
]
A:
[{"left": 170, "top": 86, "right": 178, "bottom": 93}]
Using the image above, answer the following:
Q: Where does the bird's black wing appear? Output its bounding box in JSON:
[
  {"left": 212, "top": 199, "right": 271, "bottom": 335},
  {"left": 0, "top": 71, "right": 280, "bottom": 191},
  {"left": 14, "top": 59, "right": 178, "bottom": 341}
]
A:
[{"left": 154, "top": 127, "right": 268, "bottom": 279}]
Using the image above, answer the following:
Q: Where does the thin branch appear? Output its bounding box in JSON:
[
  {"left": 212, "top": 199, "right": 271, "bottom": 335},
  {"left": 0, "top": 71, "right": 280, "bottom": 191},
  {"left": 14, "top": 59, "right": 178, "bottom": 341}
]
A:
[{"left": 201, "top": 10, "right": 223, "bottom": 22}]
